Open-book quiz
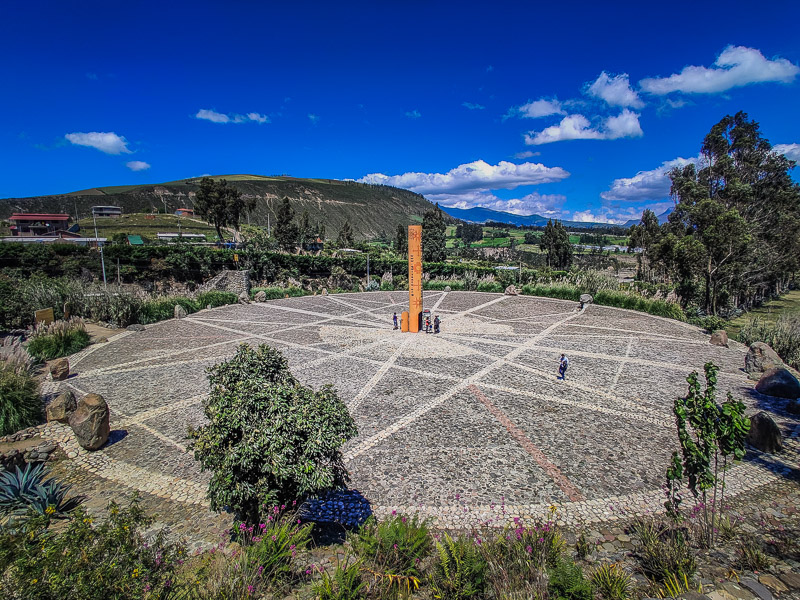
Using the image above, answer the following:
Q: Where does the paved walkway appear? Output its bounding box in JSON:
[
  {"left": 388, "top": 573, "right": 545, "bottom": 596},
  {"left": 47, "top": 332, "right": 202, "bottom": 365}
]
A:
[{"left": 41, "top": 292, "right": 800, "bottom": 541}]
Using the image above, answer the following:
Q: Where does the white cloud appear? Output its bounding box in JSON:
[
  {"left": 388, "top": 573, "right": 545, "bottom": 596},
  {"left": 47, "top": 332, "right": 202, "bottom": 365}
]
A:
[
  {"left": 405, "top": 109, "right": 421, "bottom": 119},
  {"left": 586, "top": 72, "right": 644, "bottom": 108},
  {"left": 438, "top": 191, "right": 567, "bottom": 217},
  {"left": 513, "top": 150, "right": 541, "bottom": 159},
  {"left": 358, "top": 159, "right": 569, "bottom": 196},
  {"left": 65, "top": 131, "right": 132, "bottom": 154},
  {"left": 524, "top": 109, "right": 643, "bottom": 145},
  {"left": 640, "top": 46, "right": 800, "bottom": 95},
  {"left": 774, "top": 143, "right": 800, "bottom": 162},
  {"left": 506, "top": 98, "right": 565, "bottom": 119},
  {"left": 308, "top": 113, "right": 320, "bottom": 124},
  {"left": 601, "top": 156, "right": 699, "bottom": 202},
  {"left": 126, "top": 160, "right": 151, "bottom": 171},
  {"left": 195, "top": 108, "right": 269, "bottom": 124},
  {"left": 462, "top": 102, "right": 485, "bottom": 110}
]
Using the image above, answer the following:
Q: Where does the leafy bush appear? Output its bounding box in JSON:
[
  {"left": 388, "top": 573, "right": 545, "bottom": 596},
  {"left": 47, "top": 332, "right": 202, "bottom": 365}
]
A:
[
  {"left": 0, "top": 463, "right": 84, "bottom": 520},
  {"left": 250, "top": 286, "right": 306, "bottom": 300},
  {"left": 521, "top": 283, "right": 581, "bottom": 301},
  {"left": 591, "top": 563, "right": 632, "bottom": 600},
  {"left": 0, "top": 495, "right": 185, "bottom": 600},
  {"left": 424, "top": 280, "right": 465, "bottom": 291},
  {"left": 631, "top": 519, "right": 696, "bottom": 581},
  {"left": 688, "top": 314, "right": 726, "bottom": 333},
  {"left": 738, "top": 315, "right": 800, "bottom": 369},
  {"left": 26, "top": 318, "right": 90, "bottom": 360},
  {"left": 352, "top": 513, "right": 432, "bottom": 579},
  {"left": 189, "top": 343, "right": 358, "bottom": 523},
  {"left": 0, "top": 361, "right": 41, "bottom": 437},
  {"left": 477, "top": 282, "right": 504, "bottom": 293},
  {"left": 429, "top": 533, "right": 487, "bottom": 600},
  {"left": 364, "top": 279, "right": 380, "bottom": 292},
  {"left": 548, "top": 556, "right": 593, "bottom": 600},
  {"left": 196, "top": 290, "right": 239, "bottom": 308},
  {"left": 139, "top": 296, "right": 199, "bottom": 324}
]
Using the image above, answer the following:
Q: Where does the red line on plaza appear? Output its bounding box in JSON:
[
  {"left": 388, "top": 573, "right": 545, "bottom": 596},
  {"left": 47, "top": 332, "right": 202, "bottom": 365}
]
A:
[{"left": 468, "top": 384, "right": 585, "bottom": 502}]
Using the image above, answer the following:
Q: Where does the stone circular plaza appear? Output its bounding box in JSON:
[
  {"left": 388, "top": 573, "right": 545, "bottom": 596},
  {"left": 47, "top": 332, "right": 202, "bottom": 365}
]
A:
[{"left": 42, "top": 291, "right": 800, "bottom": 537}]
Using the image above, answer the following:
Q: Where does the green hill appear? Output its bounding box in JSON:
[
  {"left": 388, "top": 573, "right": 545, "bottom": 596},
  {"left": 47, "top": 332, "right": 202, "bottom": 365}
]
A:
[{"left": 0, "top": 175, "right": 442, "bottom": 239}]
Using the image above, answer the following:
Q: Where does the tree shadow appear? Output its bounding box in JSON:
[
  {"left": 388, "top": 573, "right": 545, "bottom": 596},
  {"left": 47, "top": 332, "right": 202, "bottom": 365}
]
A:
[{"left": 299, "top": 488, "right": 373, "bottom": 546}]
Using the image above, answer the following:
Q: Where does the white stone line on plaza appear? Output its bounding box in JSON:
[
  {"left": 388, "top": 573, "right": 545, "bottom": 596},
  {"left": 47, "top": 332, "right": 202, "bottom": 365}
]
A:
[
  {"left": 562, "top": 322, "right": 700, "bottom": 341},
  {"left": 68, "top": 330, "right": 135, "bottom": 368},
  {"left": 115, "top": 395, "right": 205, "bottom": 427},
  {"left": 348, "top": 337, "right": 414, "bottom": 411},
  {"left": 344, "top": 307, "right": 586, "bottom": 462},
  {"left": 75, "top": 336, "right": 255, "bottom": 378},
  {"left": 478, "top": 382, "right": 671, "bottom": 428},
  {"left": 429, "top": 291, "right": 448, "bottom": 313},
  {"left": 250, "top": 298, "right": 387, "bottom": 328},
  {"left": 609, "top": 336, "right": 636, "bottom": 392},
  {"left": 188, "top": 318, "right": 305, "bottom": 326},
  {"left": 455, "top": 295, "right": 508, "bottom": 317},
  {"left": 486, "top": 311, "right": 579, "bottom": 323},
  {"left": 76, "top": 353, "right": 239, "bottom": 379}
]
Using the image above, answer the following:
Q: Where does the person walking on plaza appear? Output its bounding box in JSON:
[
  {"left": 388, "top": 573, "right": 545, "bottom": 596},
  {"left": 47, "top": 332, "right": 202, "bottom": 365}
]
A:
[
  {"left": 433, "top": 315, "right": 440, "bottom": 334},
  {"left": 558, "top": 353, "right": 569, "bottom": 380},
  {"left": 425, "top": 316, "right": 432, "bottom": 333},
  {"left": 393, "top": 312, "right": 398, "bottom": 330}
]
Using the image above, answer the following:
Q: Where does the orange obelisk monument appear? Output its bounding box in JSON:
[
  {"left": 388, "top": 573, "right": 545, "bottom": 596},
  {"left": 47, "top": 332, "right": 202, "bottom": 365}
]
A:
[{"left": 401, "top": 225, "right": 423, "bottom": 332}]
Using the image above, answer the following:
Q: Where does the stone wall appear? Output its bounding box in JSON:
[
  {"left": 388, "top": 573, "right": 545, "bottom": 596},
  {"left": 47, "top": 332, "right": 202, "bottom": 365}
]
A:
[{"left": 194, "top": 269, "right": 250, "bottom": 297}]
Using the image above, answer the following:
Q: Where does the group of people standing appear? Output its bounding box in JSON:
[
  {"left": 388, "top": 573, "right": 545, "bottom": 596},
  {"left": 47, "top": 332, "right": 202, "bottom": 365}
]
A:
[{"left": 392, "top": 313, "right": 440, "bottom": 334}]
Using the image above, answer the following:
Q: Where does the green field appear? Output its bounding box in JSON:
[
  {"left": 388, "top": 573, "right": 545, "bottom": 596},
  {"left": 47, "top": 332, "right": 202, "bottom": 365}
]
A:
[
  {"left": 726, "top": 289, "right": 800, "bottom": 337},
  {"left": 77, "top": 213, "right": 219, "bottom": 241}
]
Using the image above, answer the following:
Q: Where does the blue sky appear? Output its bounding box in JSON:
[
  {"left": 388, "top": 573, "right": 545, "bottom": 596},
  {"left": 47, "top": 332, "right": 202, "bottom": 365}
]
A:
[{"left": 2, "top": 0, "right": 799, "bottom": 223}]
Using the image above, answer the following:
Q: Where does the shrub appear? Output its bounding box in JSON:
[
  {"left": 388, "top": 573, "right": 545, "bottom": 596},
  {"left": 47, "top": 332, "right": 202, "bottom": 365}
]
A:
[
  {"left": 0, "top": 463, "right": 84, "bottom": 520},
  {"left": 736, "top": 535, "right": 770, "bottom": 571},
  {"left": 196, "top": 290, "right": 239, "bottom": 308},
  {"left": 548, "top": 556, "right": 593, "bottom": 600},
  {"left": 631, "top": 519, "right": 696, "bottom": 581},
  {"left": 429, "top": 533, "right": 487, "bottom": 600},
  {"left": 365, "top": 280, "right": 380, "bottom": 292},
  {"left": 313, "top": 556, "right": 365, "bottom": 600},
  {"left": 139, "top": 296, "right": 199, "bottom": 324},
  {"left": 352, "top": 513, "right": 432, "bottom": 581},
  {"left": 189, "top": 344, "right": 358, "bottom": 523},
  {"left": 250, "top": 286, "right": 306, "bottom": 300},
  {"left": 477, "top": 282, "right": 503, "bottom": 293},
  {"left": 0, "top": 494, "right": 185, "bottom": 600},
  {"left": 0, "top": 362, "right": 41, "bottom": 437},
  {"left": 738, "top": 315, "right": 800, "bottom": 369},
  {"left": 379, "top": 281, "right": 394, "bottom": 291},
  {"left": 26, "top": 318, "right": 90, "bottom": 360},
  {"left": 591, "top": 563, "right": 632, "bottom": 600}
]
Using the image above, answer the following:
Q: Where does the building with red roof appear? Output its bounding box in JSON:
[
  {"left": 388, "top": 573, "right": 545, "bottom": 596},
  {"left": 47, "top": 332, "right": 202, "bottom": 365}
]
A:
[{"left": 8, "top": 213, "right": 70, "bottom": 237}]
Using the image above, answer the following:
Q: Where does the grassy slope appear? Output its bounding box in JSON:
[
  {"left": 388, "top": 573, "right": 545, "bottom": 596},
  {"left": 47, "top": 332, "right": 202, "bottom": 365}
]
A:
[
  {"left": 0, "top": 176, "right": 441, "bottom": 241},
  {"left": 725, "top": 290, "right": 800, "bottom": 337},
  {"left": 77, "top": 214, "right": 218, "bottom": 240}
]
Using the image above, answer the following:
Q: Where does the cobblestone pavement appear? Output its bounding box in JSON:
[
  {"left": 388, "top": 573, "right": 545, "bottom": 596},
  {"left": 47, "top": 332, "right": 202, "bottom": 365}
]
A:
[{"left": 39, "top": 292, "right": 800, "bottom": 543}]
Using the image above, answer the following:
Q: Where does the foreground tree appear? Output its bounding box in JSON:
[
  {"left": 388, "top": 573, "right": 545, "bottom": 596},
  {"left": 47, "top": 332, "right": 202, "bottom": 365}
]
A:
[
  {"left": 337, "top": 220, "right": 354, "bottom": 247},
  {"left": 422, "top": 203, "right": 447, "bottom": 262},
  {"left": 193, "top": 177, "right": 255, "bottom": 242},
  {"left": 539, "top": 219, "right": 573, "bottom": 269},
  {"left": 189, "top": 344, "right": 358, "bottom": 523},
  {"left": 395, "top": 224, "right": 408, "bottom": 256},
  {"left": 274, "top": 197, "right": 299, "bottom": 252}
]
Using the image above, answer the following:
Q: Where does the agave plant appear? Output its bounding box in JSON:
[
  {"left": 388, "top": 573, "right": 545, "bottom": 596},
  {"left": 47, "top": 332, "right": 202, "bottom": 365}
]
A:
[{"left": 0, "top": 463, "right": 84, "bottom": 518}]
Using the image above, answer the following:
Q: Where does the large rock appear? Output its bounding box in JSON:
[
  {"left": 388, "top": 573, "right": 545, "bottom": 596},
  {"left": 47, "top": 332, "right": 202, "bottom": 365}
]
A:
[
  {"left": 710, "top": 330, "right": 729, "bottom": 347},
  {"left": 755, "top": 367, "right": 800, "bottom": 400},
  {"left": 745, "top": 342, "right": 782, "bottom": 377},
  {"left": 46, "top": 390, "right": 76, "bottom": 424},
  {"left": 127, "top": 323, "right": 146, "bottom": 332},
  {"left": 238, "top": 291, "right": 250, "bottom": 304},
  {"left": 68, "top": 394, "right": 110, "bottom": 450},
  {"left": 746, "top": 412, "right": 782, "bottom": 453},
  {"left": 579, "top": 293, "right": 593, "bottom": 306},
  {"left": 443, "top": 286, "right": 451, "bottom": 293},
  {"left": 504, "top": 285, "right": 519, "bottom": 296},
  {"left": 174, "top": 304, "right": 187, "bottom": 319},
  {"left": 254, "top": 290, "right": 267, "bottom": 302},
  {"left": 49, "top": 358, "right": 70, "bottom": 381}
]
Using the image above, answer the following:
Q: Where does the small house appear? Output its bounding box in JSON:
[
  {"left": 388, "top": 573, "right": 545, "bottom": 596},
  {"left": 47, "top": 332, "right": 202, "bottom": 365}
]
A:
[
  {"left": 8, "top": 213, "right": 70, "bottom": 237},
  {"left": 175, "top": 208, "right": 194, "bottom": 217},
  {"left": 91, "top": 206, "right": 123, "bottom": 218}
]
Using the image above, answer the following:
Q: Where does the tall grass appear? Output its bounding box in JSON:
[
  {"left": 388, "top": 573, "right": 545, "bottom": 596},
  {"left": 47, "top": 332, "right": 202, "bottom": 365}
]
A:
[
  {"left": 737, "top": 315, "right": 800, "bottom": 369},
  {"left": 26, "top": 318, "right": 91, "bottom": 360},
  {"left": 0, "top": 340, "right": 41, "bottom": 435},
  {"left": 250, "top": 286, "right": 307, "bottom": 300},
  {"left": 196, "top": 290, "right": 239, "bottom": 308}
]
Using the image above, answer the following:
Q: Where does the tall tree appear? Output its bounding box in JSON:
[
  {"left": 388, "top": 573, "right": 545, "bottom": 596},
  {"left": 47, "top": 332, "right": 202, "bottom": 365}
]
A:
[
  {"left": 298, "top": 210, "right": 313, "bottom": 249},
  {"left": 193, "top": 177, "right": 254, "bottom": 242},
  {"left": 422, "top": 203, "right": 447, "bottom": 262},
  {"left": 539, "top": 219, "right": 573, "bottom": 269},
  {"left": 274, "top": 197, "right": 299, "bottom": 252},
  {"left": 337, "top": 220, "right": 354, "bottom": 247},
  {"left": 395, "top": 224, "right": 408, "bottom": 256}
]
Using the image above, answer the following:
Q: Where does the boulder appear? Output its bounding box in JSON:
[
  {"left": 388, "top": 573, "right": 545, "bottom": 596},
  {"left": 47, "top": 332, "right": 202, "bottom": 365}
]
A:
[
  {"left": 710, "top": 330, "right": 729, "bottom": 347},
  {"left": 321, "top": 288, "right": 328, "bottom": 296},
  {"left": 254, "top": 290, "right": 267, "bottom": 302},
  {"left": 68, "top": 393, "right": 110, "bottom": 450},
  {"left": 746, "top": 412, "right": 782, "bottom": 453},
  {"left": 49, "top": 358, "right": 70, "bottom": 381},
  {"left": 174, "top": 304, "right": 187, "bottom": 319},
  {"left": 745, "top": 342, "right": 782, "bottom": 377},
  {"left": 96, "top": 337, "right": 108, "bottom": 343},
  {"left": 443, "top": 286, "right": 451, "bottom": 293},
  {"left": 127, "top": 323, "right": 146, "bottom": 332},
  {"left": 238, "top": 292, "right": 250, "bottom": 304},
  {"left": 46, "top": 390, "right": 76, "bottom": 424},
  {"left": 755, "top": 367, "right": 800, "bottom": 399},
  {"left": 504, "top": 285, "right": 519, "bottom": 296},
  {"left": 579, "top": 293, "right": 593, "bottom": 306}
]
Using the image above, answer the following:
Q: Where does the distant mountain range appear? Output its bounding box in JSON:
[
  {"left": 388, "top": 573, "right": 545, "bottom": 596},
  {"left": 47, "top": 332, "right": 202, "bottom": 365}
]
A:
[
  {"left": 620, "top": 208, "right": 673, "bottom": 228},
  {"left": 0, "top": 175, "right": 445, "bottom": 239},
  {"left": 440, "top": 205, "right": 622, "bottom": 229}
]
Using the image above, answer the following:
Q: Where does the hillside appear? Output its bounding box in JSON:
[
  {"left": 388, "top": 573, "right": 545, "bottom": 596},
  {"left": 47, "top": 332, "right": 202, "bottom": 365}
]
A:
[{"left": 0, "top": 175, "right": 441, "bottom": 239}]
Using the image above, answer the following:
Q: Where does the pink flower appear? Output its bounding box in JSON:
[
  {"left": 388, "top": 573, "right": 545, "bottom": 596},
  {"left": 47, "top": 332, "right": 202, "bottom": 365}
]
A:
[
  {"left": 259, "top": 523, "right": 266, "bottom": 530},
  {"left": 392, "top": 510, "right": 397, "bottom": 516},
  {"left": 526, "top": 545, "right": 533, "bottom": 553},
  {"left": 248, "top": 585, "right": 254, "bottom": 594}
]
